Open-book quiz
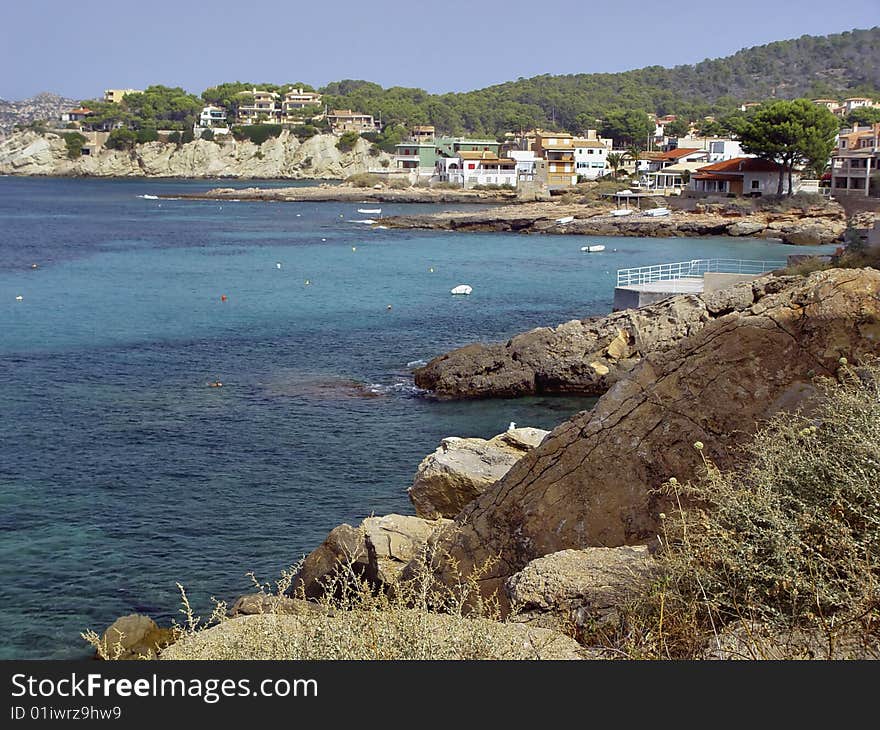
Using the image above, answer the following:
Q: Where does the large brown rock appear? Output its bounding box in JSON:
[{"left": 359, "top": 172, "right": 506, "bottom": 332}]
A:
[
  {"left": 506, "top": 546, "right": 654, "bottom": 634},
  {"left": 422, "top": 268, "right": 880, "bottom": 608},
  {"left": 293, "top": 514, "right": 451, "bottom": 597},
  {"left": 408, "top": 427, "right": 549, "bottom": 518},
  {"left": 96, "top": 614, "right": 176, "bottom": 660},
  {"left": 414, "top": 278, "right": 790, "bottom": 399}
]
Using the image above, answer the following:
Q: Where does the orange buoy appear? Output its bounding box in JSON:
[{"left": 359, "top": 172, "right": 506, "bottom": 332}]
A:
[{"left": 220, "top": 294, "right": 227, "bottom": 302}]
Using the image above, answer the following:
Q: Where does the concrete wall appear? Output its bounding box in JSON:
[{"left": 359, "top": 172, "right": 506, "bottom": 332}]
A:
[
  {"left": 703, "top": 272, "right": 763, "bottom": 292},
  {"left": 613, "top": 287, "right": 679, "bottom": 311}
]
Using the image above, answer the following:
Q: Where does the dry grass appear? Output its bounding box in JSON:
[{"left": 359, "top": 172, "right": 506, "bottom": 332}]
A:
[{"left": 595, "top": 359, "right": 880, "bottom": 659}]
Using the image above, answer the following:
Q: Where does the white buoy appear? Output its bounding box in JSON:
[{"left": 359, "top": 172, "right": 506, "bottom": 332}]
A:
[
  {"left": 276, "top": 262, "right": 282, "bottom": 269},
  {"left": 321, "top": 238, "right": 327, "bottom": 242},
  {"left": 15, "top": 295, "right": 23, "bottom": 301}
]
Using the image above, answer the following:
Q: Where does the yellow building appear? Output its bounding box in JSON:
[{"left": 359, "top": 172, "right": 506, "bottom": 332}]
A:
[
  {"left": 104, "top": 89, "right": 141, "bottom": 104},
  {"left": 531, "top": 131, "right": 576, "bottom": 188}
]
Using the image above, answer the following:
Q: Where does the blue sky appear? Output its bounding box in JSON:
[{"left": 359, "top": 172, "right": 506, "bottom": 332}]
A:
[{"left": 1, "top": 0, "right": 877, "bottom": 100}]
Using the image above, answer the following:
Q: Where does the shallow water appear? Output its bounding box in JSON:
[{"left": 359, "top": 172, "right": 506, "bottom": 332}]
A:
[{"left": 0, "top": 177, "right": 836, "bottom": 658}]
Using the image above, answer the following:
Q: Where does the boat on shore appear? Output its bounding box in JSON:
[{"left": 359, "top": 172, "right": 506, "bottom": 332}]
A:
[
  {"left": 643, "top": 207, "right": 671, "bottom": 217},
  {"left": 610, "top": 209, "right": 633, "bottom": 217}
]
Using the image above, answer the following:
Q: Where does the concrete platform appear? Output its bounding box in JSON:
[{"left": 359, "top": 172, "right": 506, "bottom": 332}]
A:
[{"left": 613, "top": 278, "right": 703, "bottom": 310}]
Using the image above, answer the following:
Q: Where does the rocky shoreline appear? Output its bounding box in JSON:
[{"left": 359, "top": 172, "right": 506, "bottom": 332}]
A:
[
  {"left": 92, "top": 267, "right": 880, "bottom": 660},
  {"left": 381, "top": 198, "right": 848, "bottom": 245},
  {"left": 170, "top": 184, "right": 517, "bottom": 204}
]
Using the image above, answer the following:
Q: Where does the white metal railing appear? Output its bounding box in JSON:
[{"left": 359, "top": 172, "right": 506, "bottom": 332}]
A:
[{"left": 616, "top": 259, "right": 786, "bottom": 287}]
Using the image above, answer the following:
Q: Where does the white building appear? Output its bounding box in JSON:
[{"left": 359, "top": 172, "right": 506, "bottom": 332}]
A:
[
  {"left": 435, "top": 151, "right": 518, "bottom": 188},
  {"left": 195, "top": 105, "right": 230, "bottom": 136},
  {"left": 573, "top": 137, "right": 611, "bottom": 180}
]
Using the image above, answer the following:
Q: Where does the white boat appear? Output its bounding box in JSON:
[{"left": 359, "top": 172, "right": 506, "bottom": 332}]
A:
[
  {"left": 610, "top": 209, "right": 633, "bottom": 217},
  {"left": 580, "top": 245, "right": 605, "bottom": 252},
  {"left": 350, "top": 219, "right": 376, "bottom": 224},
  {"left": 555, "top": 215, "right": 574, "bottom": 224},
  {"left": 450, "top": 284, "right": 473, "bottom": 296},
  {"left": 644, "top": 207, "right": 671, "bottom": 217},
  {"left": 358, "top": 208, "right": 382, "bottom": 214}
]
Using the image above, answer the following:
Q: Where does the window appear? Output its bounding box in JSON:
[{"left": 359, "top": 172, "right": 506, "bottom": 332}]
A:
[
  {"left": 550, "top": 164, "right": 557, "bottom": 172},
  {"left": 588, "top": 149, "right": 594, "bottom": 154},
  {"left": 751, "top": 180, "right": 759, "bottom": 189}
]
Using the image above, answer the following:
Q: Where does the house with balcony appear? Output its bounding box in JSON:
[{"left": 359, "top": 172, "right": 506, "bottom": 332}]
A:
[
  {"left": 411, "top": 125, "right": 435, "bottom": 143},
  {"left": 394, "top": 142, "right": 438, "bottom": 177},
  {"left": 435, "top": 151, "right": 517, "bottom": 188},
  {"left": 194, "top": 105, "right": 229, "bottom": 136},
  {"left": 281, "top": 89, "right": 322, "bottom": 123},
  {"left": 690, "top": 157, "right": 795, "bottom": 196},
  {"left": 831, "top": 123, "right": 879, "bottom": 197},
  {"left": 813, "top": 98, "right": 845, "bottom": 116},
  {"left": 573, "top": 136, "right": 611, "bottom": 180},
  {"left": 326, "top": 109, "right": 378, "bottom": 134},
  {"left": 843, "top": 97, "right": 879, "bottom": 115},
  {"left": 236, "top": 89, "right": 281, "bottom": 125},
  {"left": 643, "top": 161, "right": 713, "bottom": 193},
  {"left": 60, "top": 107, "right": 93, "bottom": 124},
  {"left": 531, "top": 131, "right": 576, "bottom": 188},
  {"left": 435, "top": 137, "right": 501, "bottom": 158},
  {"left": 646, "top": 147, "right": 711, "bottom": 172}
]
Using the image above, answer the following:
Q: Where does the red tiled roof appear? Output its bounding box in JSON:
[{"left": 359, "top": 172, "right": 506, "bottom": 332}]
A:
[
  {"left": 68, "top": 108, "right": 92, "bottom": 115},
  {"left": 657, "top": 147, "right": 703, "bottom": 160},
  {"left": 696, "top": 156, "right": 782, "bottom": 173},
  {"left": 692, "top": 173, "right": 743, "bottom": 181}
]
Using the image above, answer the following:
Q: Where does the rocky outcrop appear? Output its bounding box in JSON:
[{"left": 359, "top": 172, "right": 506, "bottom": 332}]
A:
[
  {"left": 506, "top": 546, "right": 654, "bottom": 633},
  {"left": 160, "top": 611, "right": 590, "bottom": 660},
  {"left": 420, "top": 268, "right": 880, "bottom": 607},
  {"left": 293, "top": 513, "right": 452, "bottom": 597},
  {"left": 0, "top": 130, "right": 390, "bottom": 179},
  {"left": 408, "top": 427, "right": 549, "bottom": 518},
  {"left": 383, "top": 200, "right": 848, "bottom": 245},
  {"left": 415, "top": 282, "right": 769, "bottom": 399},
  {"left": 95, "top": 614, "right": 176, "bottom": 660}
]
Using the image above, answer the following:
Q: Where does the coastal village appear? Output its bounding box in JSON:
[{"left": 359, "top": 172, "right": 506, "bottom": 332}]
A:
[{"left": 46, "top": 86, "right": 880, "bottom": 200}]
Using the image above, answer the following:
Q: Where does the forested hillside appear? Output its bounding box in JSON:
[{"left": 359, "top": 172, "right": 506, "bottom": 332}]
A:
[{"left": 321, "top": 27, "right": 880, "bottom": 135}]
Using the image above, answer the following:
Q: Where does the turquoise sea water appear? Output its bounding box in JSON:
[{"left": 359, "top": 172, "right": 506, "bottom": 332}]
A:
[{"left": 0, "top": 177, "right": 836, "bottom": 658}]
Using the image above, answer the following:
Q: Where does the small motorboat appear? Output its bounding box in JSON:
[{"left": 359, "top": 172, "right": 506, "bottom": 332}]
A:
[
  {"left": 580, "top": 245, "right": 606, "bottom": 252},
  {"left": 450, "top": 284, "right": 473, "bottom": 295},
  {"left": 610, "top": 208, "right": 633, "bottom": 217},
  {"left": 358, "top": 208, "right": 382, "bottom": 214},
  {"left": 644, "top": 207, "right": 671, "bottom": 217},
  {"left": 555, "top": 215, "right": 574, "bottom": 224}
]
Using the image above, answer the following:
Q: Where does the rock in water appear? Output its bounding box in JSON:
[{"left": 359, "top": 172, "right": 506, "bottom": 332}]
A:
[
  {"left": 408, "top": 427, "right": 549, "bottom": 518},
  {"left": 420, "top": 268, "right": 880, "bottom": 609}
]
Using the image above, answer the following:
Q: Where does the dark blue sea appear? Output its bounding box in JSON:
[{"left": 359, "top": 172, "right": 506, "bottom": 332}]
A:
[{"left": 0, "top": 177, "right": 836, "bottom": 658}]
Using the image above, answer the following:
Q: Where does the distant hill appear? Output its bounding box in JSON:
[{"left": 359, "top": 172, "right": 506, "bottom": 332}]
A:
[
  {"left": 321, "top": 27, "right": 880, "bottom": 135},
  {"left": 4, "top": 27, "right": 878, "bottom": 139},
  {"left": 0, "top": 92, "right": 77, "bottom": 136}
]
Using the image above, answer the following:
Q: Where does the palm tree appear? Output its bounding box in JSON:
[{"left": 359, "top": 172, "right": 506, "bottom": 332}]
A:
[
  {"left": 606, "top": 152, "right": 624, "bottom": 177},
  {"left": 625, "top": 144, "right": 643, "bottom": 177}
]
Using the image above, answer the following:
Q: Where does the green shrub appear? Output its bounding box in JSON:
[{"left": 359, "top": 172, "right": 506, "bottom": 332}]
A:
[
  {"left": 136, "top": 128, "right": 159, "bottom": 144},
  {"left": 232, "top": 124, "right": 282, "bottom": 145},
  {"left": 292, "top": 124, "right": 318, "bottom": 141},
  {"left": 62, "top": 132, "right": 87, "bottom": 159},
  {"left": 369, "top": 144, "right": 380, "bottom": 157},
  {"left": 199, "top": 128, "right": 215, "bottom": 142},
  {"left": 336, "top": 131, "right": 360, "bottom": 152},
  {"left": 345, "top": 172, "right": 382, "bottom": 188},
  {"left": 388, "top": 178, "right": 410, "bottom": 189},
  {"left": 613, "top": 359, "right": 880, "bottom": 659},
  {"left": 105, "top": 128, "right": 138, "bottom": 151},
  {"left": 167, "top": 131, "right": 181, "bottom": 144}
]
